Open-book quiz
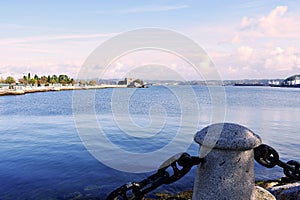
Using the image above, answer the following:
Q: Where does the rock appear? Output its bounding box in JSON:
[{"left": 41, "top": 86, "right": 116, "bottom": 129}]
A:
[
  {"left": 268, "top": 182, "right": 300, "bottom": 200},
  {"left": 255, "top": 186, "right": 276, "bottom": 200}
]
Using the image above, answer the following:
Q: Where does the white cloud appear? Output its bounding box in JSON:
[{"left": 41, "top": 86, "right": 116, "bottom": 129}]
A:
[
  {"left": 241, "top": 16, "right": 254, "bottom": 29},
  {"left": 264, "top": 46, "right": 300, "bottom": 71},
  {"left": 239, "top": 6, "right": 300, "bottom": 38},
  {"left": 0, "top": 31, "right": 119, "bottom": 79},
  {"left": 101, "top": 49, "right": 204, "bottom": 80},
  {"left": 258, "top": 6, "right": 288, "bottom": 35},
  {"left": 2, "top": 5, "right": 300, "bottom": 80},
  {"left": 269, "top": 47, "right": 284, "bottom": 56},
  {"left": 237, "top": 46, "right": 254, "bottom": 61},
  {"left": 210, "top": 43, "right": 300, "bottom": 79},
  {"left": 205, "top": 5, "right": 300, "bottom": 79},
  {"left": 228, "top": 66, "right": 237, "bottom": 73},
  {"left": 0, "top": 62, "right": 81, "bottom": 80},
  {"left": 231, "top": 35, "right": 242, "bottom": 44}
]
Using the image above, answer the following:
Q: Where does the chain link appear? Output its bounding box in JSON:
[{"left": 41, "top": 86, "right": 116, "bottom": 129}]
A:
[
  {"left": 254, "top": 144, "right": 300, "bottom": 180},
  {"left": 106, "top": 153, "right": 204, "bottom": 200},
  {"left": 107, "top": 143, "right": 299, "bottom": 199}
]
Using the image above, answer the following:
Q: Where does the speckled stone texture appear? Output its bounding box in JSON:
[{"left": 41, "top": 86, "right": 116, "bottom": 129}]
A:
[
  {"left": 255, "top": 186, "right": 276, "bottom": 200},
  {"left": 268, "top": 182, "right": 300, "bottom": 200},
  {"left": 193, "top": 123, "right": 262, "bottom": 200}
]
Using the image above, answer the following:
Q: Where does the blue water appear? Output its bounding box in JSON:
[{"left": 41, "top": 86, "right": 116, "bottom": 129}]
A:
[{"left": 0, "top": 86, "right": 299, "bottom": 199}]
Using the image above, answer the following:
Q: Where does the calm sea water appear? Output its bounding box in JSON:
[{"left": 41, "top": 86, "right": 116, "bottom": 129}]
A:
[{"left": 0, "top": 86, "right": 299, "bottom": 199}]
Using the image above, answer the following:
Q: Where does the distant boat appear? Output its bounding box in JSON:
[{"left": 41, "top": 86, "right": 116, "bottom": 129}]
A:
[{"left": 234, "top": 83, "right": 265, "bottom": 86}]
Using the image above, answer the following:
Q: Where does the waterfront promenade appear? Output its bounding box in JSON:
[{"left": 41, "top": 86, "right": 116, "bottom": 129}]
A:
[{"left": 0, "top": 85, "right": 127, "bottom": 96}]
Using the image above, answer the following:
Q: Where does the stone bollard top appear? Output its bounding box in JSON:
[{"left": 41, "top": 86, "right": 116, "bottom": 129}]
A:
[{"left": 194, "top": 123, "right": 262, "bottom": 150}]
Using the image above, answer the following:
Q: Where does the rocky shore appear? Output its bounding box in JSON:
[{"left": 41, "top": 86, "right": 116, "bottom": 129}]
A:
[
  {"left": 58, "top": 178, "right": 299, "bottom": 200},
  {"left": 142, "top": 178, "right": 299, "bottom": 200},
  {"left": 0, "top": 85, "right": 127, "bottom": 96}
]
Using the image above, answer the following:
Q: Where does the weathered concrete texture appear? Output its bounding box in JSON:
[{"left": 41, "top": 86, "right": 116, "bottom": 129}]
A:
[
  {"left": 193, "top": 149, "right": 256, "bottom": 199},
  {"left": 194, "top": 123, "right": 262, "bottom": 150},
  {"left": 255, "top": 186, "right": 276, "bottom": 200},
  {"left": 268, "top": 182, "right": 300, "bottom": 200},
  {"left": 193, "top": 123, "right": 262, "bottom": 200}
]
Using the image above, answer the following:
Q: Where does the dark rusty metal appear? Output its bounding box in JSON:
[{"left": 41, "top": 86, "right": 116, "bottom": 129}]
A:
[
  {"left": 107, "top": 143, "right": 299, "bottom": 200},
  {"left": 254, "top": 144, "right": 279, "bottom": 168},
  {"left": 106, "top": 153, "right": 204, "bottom": 200},
  {"left": 283, "top": 160, "right": 300, "bottom": 180},
  {"left": 106, "top": 182, "right": 142, "bottom": 200},
  {"left": 254, "top": 144, "right": 300, "bottom": 181}
]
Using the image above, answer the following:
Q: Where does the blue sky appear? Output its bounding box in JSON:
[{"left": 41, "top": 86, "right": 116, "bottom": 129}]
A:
[{"left": 1, "top": 0, "right": 300, "bottom": 80}]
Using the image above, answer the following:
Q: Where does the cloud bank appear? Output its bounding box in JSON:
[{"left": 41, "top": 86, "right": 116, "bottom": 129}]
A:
[
  {"left": 209, "top": 5, "right": 300, "bottom": 79},
  {"left": 1, "top": 5, "right": 300, "bottom": 80}
]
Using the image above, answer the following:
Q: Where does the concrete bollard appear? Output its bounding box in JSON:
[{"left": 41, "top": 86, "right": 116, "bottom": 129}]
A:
[{"left": 193, "top": 123, "right": 262, "bottom": 200}]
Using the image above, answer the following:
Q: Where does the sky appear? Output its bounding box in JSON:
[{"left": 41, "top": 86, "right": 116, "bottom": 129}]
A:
[{"left": 1, "top": 0, "right": 300, "bottom": 80}]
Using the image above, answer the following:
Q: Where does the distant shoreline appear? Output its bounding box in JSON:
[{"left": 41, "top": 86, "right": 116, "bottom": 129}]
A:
[{"left": 0, "top": 85, "right": 127, "bottom": 96}]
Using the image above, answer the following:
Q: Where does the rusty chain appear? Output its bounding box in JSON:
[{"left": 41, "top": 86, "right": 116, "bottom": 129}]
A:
[
  {"left": 254, "top": 144, "right": 300, "bottom": 180},
  {"left": 107, "top": 143, "right": 299, "bottom": 199},
  {"left": 106, "top": 153, "right": 205, "bottom": 200}
]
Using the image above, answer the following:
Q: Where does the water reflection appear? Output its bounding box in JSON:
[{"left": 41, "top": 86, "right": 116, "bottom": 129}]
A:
[{"left": 0, "top": 86, "right": 299, "bottom": 199}]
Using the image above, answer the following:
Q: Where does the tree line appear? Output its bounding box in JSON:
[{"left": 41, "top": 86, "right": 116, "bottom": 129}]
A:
[
  {"left": 0, "top": 73, "right": 75, "bottom": 86},
  {"left": 0, "top": 73, "right": 99, "bottom": 86}
]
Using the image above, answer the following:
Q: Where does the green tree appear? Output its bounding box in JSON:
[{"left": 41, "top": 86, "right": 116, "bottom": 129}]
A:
[
  {"left": 28, "top": 77, "right": 36, "bottom": 86},
  {"left": 60, "top": 79, "right": 66, "bottom": 86},
  {"left": 58, "top": 74, "right": 70, "bottom": 85},
  {"left": 134, "top": 79, "right": 144, "bottom": 85},
  {"left": 52, "top": 75, "right": 58, "bottom": 83},
  {"left": 19, "top": 77, "right": 28, "bottom": 86},
  {"left": 40, "top": 76, "right": 47, "bottom": 85},
  {"left": 50, "top": 78, "right": 56, "bottom": 85},
  {"left": 34, "top": 74, "right": 39, "bottom": 80},
  {"left": 5, "top": 76, "right": 15, "bottom": 84},
  {"left": 89, "top": 80, "right": 97, "bottom": 86},
  {"left": 69, "top": 78, "right": 76, "bottom": 86},
  {"left": 33, "top": 79, "right": 38, "bottom": 86},
  {"left": 32, "top": 74, "right": 40, "bottom": 86},
  {"left": 79, "top": 80, "right": 86, "bottom": 86}
]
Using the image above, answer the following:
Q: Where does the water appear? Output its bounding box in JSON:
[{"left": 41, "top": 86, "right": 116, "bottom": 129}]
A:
[{"left": 0, "top": 86, "right": 299, "bottom": 199}]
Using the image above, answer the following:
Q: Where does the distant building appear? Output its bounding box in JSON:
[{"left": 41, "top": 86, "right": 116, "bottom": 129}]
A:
[
  {"left": 269, "top": 75, "right": 300, "bottom": 87},
  {"left": 117, "top": 78, "right": 146, "bottom": 88},
  {"left": 282, "top": 75, "right": 300, "bottom": 87},
  {"left": 118, "top": 78, "right": 135, "bottom": 85},
  {"left": 268, "top": 79, "right": 282, "bottom": 87}
]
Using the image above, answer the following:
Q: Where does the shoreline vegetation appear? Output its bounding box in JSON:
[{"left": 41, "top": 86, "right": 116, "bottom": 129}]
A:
[
  {"left": 1, "top": 72, "right": 300, "bottom": 96},
  {"left": 0, "top": 73, "right": 148, "bottom": 96}
]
